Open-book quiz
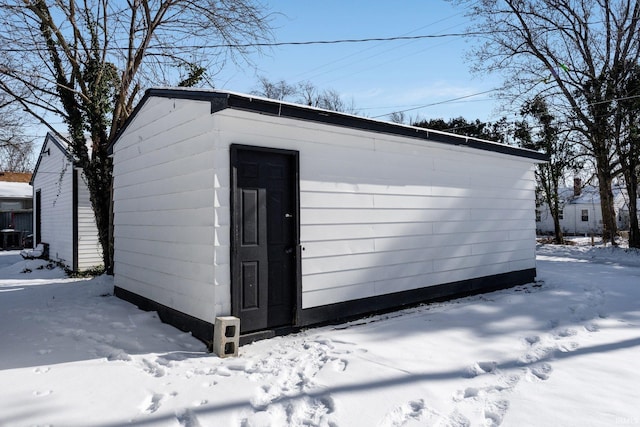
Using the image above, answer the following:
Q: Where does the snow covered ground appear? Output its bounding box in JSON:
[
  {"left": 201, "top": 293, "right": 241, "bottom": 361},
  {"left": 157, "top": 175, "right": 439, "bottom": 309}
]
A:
[{"left": 1, "top": 241, "right": 639, "bottom": 427}]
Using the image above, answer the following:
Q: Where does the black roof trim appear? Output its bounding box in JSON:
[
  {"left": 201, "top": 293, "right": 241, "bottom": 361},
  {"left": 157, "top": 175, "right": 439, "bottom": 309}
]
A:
[{"left": 110, "top": 88, "right": 549, "bottom": 162}]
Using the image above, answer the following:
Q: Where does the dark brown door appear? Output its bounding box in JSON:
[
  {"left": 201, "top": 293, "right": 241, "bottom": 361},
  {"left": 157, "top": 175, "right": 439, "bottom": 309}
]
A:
[{"left": 231, "top": 146, "right": 298, "bottom": 333}]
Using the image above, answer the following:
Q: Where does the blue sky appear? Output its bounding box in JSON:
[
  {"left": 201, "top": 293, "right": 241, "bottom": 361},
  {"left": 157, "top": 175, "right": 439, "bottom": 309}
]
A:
[{"left": 213, "top": 0, "right": 504, "bottom": 123}]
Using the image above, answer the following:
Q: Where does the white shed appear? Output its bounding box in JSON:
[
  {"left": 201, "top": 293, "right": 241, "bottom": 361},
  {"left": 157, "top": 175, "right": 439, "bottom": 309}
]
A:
[
  {"left": 109, "top": 88, "right": 547, "bottom": 343},
  {"left": 30, "top": 133, "right": 103, "bottom": 271}
]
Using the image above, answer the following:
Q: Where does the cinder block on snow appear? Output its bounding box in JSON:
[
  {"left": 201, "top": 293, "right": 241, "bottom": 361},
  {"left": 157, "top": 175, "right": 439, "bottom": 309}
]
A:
[{"left": 213, "top": 316, "right": 240, "bottom": 358}]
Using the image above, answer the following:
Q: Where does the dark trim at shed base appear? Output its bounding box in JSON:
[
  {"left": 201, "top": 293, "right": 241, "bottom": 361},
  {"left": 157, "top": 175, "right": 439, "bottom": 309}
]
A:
[
  {"left": 114, "top": 286, "right": 215, "bottom": 344},
  {"left": 297, "top": 268, "right": 536, "bottom": 327},
  {"left": 114, "top": 268, "right": 535, "bottom": 349}
]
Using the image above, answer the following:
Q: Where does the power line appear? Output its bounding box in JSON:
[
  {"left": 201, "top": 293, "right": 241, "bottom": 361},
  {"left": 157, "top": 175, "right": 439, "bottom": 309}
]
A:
[
  {"left": 371, "top": 89, "right": 500, "bottom": 118},
  {"left": 0, "top": 30, "right": 506, "bottom": 53}
]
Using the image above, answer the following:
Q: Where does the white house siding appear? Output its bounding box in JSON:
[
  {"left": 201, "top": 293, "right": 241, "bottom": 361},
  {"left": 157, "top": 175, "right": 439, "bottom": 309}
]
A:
[
  {"left": 537, "top": 203, "right": 603, "bottom": 235},
  {"left": 76, "top": 173, "right": 103, "bottom": 270},
  {"left": 32, "top": 137, "right": 74, "bottom": 267},
  {"left": 211, "top": 109, "right": 538, "bottom": 310},
  {"left": 113, "top": 95, "right": 539, "bottom": 329},
  {"left": 535, "top": 187, "right": 627, "bottom": 236}
]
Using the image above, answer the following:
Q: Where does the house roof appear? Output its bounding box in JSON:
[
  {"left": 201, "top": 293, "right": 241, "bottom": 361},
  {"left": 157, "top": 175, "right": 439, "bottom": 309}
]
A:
[
  {"left": 0, "top": 181, "right": 32, "bottom": 198},
  {"left": 30, "top": 132, "right": 92, "bottom": 185},
  {"left": 0, "top": 172, "right": 32, "bottom": 183},
  {"left": 109, "top": 88, "right": 549, "bottom": 162},
  {"left": 559, "top": 184, "right": 632, "bottom": 206}
]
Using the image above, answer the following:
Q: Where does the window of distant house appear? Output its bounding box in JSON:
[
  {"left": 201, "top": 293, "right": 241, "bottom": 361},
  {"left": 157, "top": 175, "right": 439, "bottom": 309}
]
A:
[
  {"left": 581, "top": 209, "right": 589, "bottom": 222},
  {"left": 558, "top": 209, "right": 564, "bottom": 220},
  {"left": 535, "top": 210, "right": 541, "bottom": 222}
]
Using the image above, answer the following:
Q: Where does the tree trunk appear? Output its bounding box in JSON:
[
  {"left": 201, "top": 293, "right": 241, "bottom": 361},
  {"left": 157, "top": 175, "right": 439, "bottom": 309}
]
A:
[
  {"left": 553, "top": 214, "right": 563, "bottom": 244},
  {"left": 627, "top": 174, "right": 640, "bottom": 248},
  {"left": 597, "top": 171, "right": 618, "bottom": 245}
]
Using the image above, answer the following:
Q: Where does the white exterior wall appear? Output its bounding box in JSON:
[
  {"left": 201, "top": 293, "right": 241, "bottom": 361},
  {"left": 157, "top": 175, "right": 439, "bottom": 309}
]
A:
[
  {"left": 76, "top": 172, "right": 103, "bottom": 270},
  {"left": 214, "top": 110, "right": 537, "bottom": 310},
  {"left": 537, "top": 203, "right": 603, "bottom": 235},
  {"left": 32, "top": 137, "right": 74, "bottom": 267},
  {"left": 113, "top": 96, "right": 538, "bottom": 324},
  {"left": 113, "top": 98, "right": 220, "bottom": 323}
]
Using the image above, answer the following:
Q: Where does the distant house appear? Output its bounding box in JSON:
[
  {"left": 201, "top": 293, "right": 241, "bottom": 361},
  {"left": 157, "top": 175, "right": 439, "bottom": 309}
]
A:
[
  {"left": 0, "top": 173, "right": 33, "bottom": 249},
  {"left": 109, "top": 88, "right": 547, "bottom": 344},
  {"left": 30, "top": 133, "right": 102, "bottom": 271},
  {"left": 536, "top": 179, "right": 637, "bottom": 235}
]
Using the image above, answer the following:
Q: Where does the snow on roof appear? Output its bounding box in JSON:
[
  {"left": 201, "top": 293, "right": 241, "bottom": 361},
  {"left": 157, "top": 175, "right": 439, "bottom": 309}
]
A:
[
  {"left": 0, "top": 181, "right": 32, "bottom": 198},
  {"left": 558, "top": 184, "right": 634, "bottom": 206}
]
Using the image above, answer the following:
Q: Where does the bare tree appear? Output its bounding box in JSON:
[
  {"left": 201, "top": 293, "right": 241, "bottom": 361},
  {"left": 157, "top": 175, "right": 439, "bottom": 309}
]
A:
[
  {"left": 253, "top": 77, "right": 358, "bottom": 114},
  {"left": 0, "top": 94, "right": 35, "bottom": 172},
  {"left": 611, "top": 62, "right": 640, "bottom": 246},
  {"left": 452, "top": 0, "right": 640, "bottom": 245},
  {"left": 0, "top": 0, "right": 273, "bottom": 271},
  {"left": 388, "top": 111, "right": 407, "bottom": 124},
  {"left": 515, "top": 96, "right": 580, "bottom": 244},
  {"left": 252, "top": 76, "right": 297, "bottom": 101}
]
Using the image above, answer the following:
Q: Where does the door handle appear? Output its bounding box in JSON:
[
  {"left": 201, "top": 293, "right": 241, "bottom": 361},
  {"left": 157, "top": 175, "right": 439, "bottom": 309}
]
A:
[
  {"left": 285, "top": 247, "right": 294, "bottom": 254},
  {"left": 285, "top": 213, "right": 293, "bottom": 218}
]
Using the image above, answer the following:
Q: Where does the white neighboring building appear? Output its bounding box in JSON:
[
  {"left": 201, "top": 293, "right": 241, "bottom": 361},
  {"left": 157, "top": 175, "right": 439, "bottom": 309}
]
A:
[
  {"left": 30, "top": 133, "right": 103, "bottom": 271},
  {"left": 109, "top": 88, "right": 547, "bottom": 343},
  {"left": 536, "top": 182, "right": 637, "bottom": 235}
]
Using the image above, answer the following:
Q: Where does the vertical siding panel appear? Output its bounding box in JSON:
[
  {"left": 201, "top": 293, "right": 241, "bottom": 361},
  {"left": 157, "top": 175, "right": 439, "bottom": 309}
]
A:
[{"left": 76, "top": 172, "right": 103, "bottom": 270}]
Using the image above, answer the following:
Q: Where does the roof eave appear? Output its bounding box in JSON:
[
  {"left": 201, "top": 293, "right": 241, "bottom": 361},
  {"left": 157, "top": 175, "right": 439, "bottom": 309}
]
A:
[{"left": 109, "top": 88, "right": 549, "bottom": 162}]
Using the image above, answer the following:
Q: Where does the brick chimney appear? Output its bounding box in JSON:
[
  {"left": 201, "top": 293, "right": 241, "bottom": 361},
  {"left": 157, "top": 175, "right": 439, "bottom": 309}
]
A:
[{"left": 573, "top": 177, "right": 582, "bottom": 197}]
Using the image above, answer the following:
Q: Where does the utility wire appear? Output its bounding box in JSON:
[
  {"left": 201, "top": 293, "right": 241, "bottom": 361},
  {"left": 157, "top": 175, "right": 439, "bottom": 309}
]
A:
[
  {"left": 371, "top": 89, "right": 500, "bottom": 118},
  {"left": 0, "top": 30, "right": 516, "bottom": 53}
]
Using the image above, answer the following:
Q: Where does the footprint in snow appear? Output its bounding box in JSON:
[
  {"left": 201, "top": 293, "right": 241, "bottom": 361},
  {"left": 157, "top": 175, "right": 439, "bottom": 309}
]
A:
[
  {"left": 554, "top": 328, "right": 578, "bottom": 339},
  {"left": 140, "top": 393, "right": 164, "bottom": 414},
  {"left": 378, "top": 399, "right": 428, "bottom": 427},
  {"left": 527, "top": 363, "right": 553, "bottom": 381},
  {"left": 331, "top": 358, "right": 347, "bottom": 372},
  {"left": 524, "top": 335, "right": 540, "bottom": 346},
  {"left": 453, "top": 384, "right": 510, "bottom": 402},
  {"left": 464, "top": 361, "right": 498, "bottom": 378},
  {"left": 585, "top": 323, "right": 600, "bottom": 332},
  {"left": 176, "top": 408, "right": 201, "bottom": 427},
  {"left": 519, "top": 344, "right": 555, "bottom": 365},
  {"left": 483, "top": 399, "right": 509, "bottom": 427},
  {"left": 446, "top": 410, "right": 471, "bottom": 427},
  {"left": 141, "top": 358, "right": 166, "bottom": 377}
]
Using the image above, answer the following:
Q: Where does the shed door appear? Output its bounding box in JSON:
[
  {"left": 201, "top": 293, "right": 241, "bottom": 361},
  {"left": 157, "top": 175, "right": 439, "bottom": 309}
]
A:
[
  {"left": 231, "top": 146, "right": 298, "bottom": 333},
  {"left": 35, "top": 190, "right": 42, "bottom": 245}
]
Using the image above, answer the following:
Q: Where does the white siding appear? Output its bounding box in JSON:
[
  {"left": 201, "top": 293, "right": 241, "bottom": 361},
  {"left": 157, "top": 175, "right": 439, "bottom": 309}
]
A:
[
  {"left": 113, "top": 98, "right": 219, "bottom": 324},
  {"left": 76, "top": 172, "right": 103, "bottom": 270},
  {"left": 112, "top": 96, "right": 539, "bottom": 325},
  {"left": 32, "top": 137, "right": 74, "bottom": 268},
  {"left": 211, "top": 109, "right": 538, "bottom": 310},
  {"left": 537, "top": 203, "right": 603, "bottom": 235}
]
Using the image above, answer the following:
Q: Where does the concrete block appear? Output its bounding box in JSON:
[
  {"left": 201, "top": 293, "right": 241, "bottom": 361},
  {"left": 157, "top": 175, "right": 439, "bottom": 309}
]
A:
[{"left": 213, "top": 316, "right": 240, "bottom": 358}]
